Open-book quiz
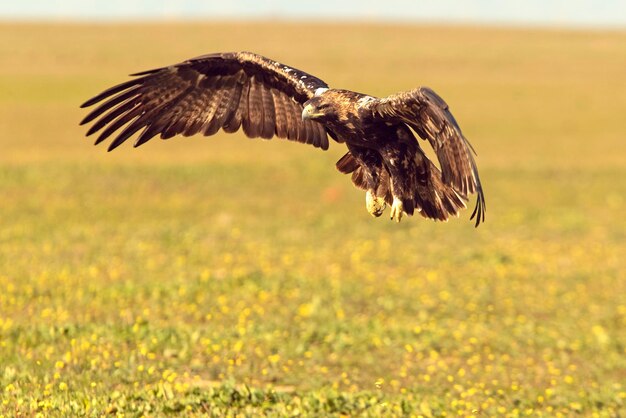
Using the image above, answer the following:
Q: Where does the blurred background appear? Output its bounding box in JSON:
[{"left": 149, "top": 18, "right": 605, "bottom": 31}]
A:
[
  {"left": 3, "top": 0, "right": 626, "bottom": 27},
  {"left": 1, "top": 1, "right": 625, "bottom": 416}
]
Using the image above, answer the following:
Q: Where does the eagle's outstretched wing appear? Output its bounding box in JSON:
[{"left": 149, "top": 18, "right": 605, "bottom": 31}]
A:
[
  {"left": 80, "top": 51, "right": 330, "bottom": 151},
  {"left": 367, "top": 87, "right": 485, "bottom": 226}
]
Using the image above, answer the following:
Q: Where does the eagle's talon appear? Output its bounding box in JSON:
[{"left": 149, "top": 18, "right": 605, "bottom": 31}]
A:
[
  {"left": 366, "top": 190, "right": 386, "bottom": 217},
  {"left": 390, "top": 197, "right": 404, "bottom": 222}
]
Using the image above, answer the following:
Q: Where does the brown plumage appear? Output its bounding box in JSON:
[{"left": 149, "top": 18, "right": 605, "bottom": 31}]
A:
[
  {"left": 80, "top": 51, "right": 485, "bottom": 226},
  {"left": 81, "top": 51, "right": 329, "bottom": 150}
]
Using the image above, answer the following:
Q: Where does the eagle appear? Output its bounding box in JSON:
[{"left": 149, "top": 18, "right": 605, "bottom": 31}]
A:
[{"left": 80, "top": 51, "right": 485, "bottom": 225}]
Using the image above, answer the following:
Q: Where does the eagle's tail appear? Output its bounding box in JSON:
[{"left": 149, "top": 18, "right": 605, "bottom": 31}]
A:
[
  {"left": 411, "top": 152, "right": 468, "bottom": 222},
  {"left": 336, "top": 152, "right": 360, "bottom": 175}
]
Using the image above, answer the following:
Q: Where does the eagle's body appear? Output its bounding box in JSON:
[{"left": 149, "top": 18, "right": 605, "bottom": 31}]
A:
[{"left": 81, "top": 51, "right": 485, "bottom": 225}]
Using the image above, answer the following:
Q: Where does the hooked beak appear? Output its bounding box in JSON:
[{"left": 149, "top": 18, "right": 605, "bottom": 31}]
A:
[{"left": 301, "top": 103, "right": 322, "bottom": 120}]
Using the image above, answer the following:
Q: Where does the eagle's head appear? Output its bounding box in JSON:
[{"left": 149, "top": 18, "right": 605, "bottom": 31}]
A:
[
  {"left": 301, "top": 89, "right": 334, "bottom": 122},
  {"left": 302, "top": 89, "right": 363, "bottom": 127}
]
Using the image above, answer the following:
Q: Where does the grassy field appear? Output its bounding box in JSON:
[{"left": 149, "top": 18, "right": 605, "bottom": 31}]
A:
[{"left": 0, "top": 22, "right": 625, "bottom": 416}]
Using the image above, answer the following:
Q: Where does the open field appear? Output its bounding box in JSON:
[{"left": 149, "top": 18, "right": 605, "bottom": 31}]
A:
[{"left": 0, "top": 22, "right": 625, "bottom": 416}]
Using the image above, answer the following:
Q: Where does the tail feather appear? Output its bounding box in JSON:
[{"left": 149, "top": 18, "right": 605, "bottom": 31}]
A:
[
  {"left": 412, "top": 156, "right": 467, "bottom": 222},
  {"left": 335, "top": 151, "right": 360, "bottom": 174}
]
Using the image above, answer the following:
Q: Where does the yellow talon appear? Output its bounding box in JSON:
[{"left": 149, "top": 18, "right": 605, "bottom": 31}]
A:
[
  {"left": 366, "top": 190, "right": 386, "bottom": 217},
  {"left": 390, "top": 197, "right": 404, "bottom": 222}
]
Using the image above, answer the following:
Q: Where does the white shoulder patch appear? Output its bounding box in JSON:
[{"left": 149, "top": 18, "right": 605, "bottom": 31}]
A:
[
  {"left": 314, "top": 87, "right": 329, "bottom": 97},
  {"left": 357, "top": 96, "right": 375, "bottom": 105}
]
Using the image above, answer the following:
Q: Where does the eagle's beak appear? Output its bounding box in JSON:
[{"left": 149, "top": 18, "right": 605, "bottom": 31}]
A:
[{"left": 301, "top": 103, "right": 321, "bottom": 120}]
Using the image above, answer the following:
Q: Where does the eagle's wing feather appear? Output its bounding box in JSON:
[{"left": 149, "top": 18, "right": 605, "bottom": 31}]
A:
[
  {"left": 80, "top": 52, "right": 330, "bottom": 151},
  {"left": 368, "top": 87, "right": 485, "bottom": 226}
]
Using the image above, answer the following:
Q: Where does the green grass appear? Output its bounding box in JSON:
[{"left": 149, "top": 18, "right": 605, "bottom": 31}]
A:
[{"left": 0, "top": 22, "right": 625, "bottom": 416}]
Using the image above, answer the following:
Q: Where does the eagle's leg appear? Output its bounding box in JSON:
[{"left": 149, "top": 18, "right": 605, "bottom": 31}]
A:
[
  {"left": 389, "top": 197, "right": 404, "bottom": 222},
  {"left": 366, "top": 190, "right": 386, "bottom": 217},
  {"left": 345, "top": 146, "right": 388, "bottom": 217},
  {"left": 380, "top": 142, "right": 417, "bottom": 222}
]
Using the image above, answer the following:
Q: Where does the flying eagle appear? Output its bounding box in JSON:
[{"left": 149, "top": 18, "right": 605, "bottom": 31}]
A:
[{"left": 80, "top": 51, "right": 485, "bottom": 225}]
